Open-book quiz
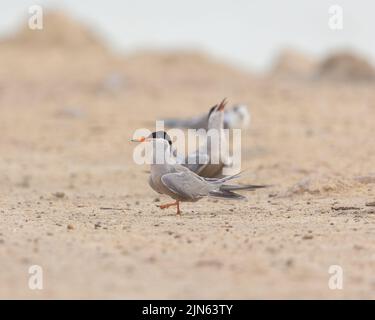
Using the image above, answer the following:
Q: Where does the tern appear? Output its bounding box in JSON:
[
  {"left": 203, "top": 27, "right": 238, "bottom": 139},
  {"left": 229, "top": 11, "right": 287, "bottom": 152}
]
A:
[
  {"left": 131, "top": 131, "right": 265, "bottom": 215},
  {"left": 163, "top": 103, "right": 250, "bottom": 130},
  {"left": 182, "top": 98, "right": 232, "bottom": 178}
]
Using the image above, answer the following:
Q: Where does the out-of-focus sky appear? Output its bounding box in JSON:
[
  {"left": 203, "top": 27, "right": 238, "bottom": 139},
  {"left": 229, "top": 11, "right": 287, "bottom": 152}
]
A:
[{"left": 1, "top": 0, "right": 374, "bottom": 71}]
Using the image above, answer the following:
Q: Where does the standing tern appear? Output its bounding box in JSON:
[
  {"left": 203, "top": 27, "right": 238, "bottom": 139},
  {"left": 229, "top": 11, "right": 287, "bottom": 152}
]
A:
[
  {"left": 131, "top": 131, "right": 265, "bottom": 215},
  {"left": 182, "top": 98, "right": 232, "bottom": 178}
]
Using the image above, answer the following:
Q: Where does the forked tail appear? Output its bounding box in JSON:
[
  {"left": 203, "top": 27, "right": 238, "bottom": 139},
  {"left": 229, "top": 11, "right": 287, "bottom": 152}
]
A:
[
  {"left": 208, "top": 190, "right": 246, "bottom": 200},
  {"left": 220, "top": 184, "right": 267, "bottom": 191}
]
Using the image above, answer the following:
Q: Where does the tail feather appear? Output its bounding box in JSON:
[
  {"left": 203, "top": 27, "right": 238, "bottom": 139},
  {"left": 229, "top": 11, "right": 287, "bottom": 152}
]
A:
[
  {"left": 208, "top": 171, "right": 244, "bottom": 184},
  {"left": 207, "top": 171, "right": 269, "bottom": 193},
  {"left": 209, "top": 190, "right": 246, "bottom": 200},
  {"left": 220, "top": 184, "right": 267, "bottom": 191}
]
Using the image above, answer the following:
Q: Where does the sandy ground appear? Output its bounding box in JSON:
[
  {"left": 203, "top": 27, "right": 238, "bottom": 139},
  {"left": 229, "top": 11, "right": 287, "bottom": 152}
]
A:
[{"left": 1, "top": 13, "right": 375, "bottom": 299}]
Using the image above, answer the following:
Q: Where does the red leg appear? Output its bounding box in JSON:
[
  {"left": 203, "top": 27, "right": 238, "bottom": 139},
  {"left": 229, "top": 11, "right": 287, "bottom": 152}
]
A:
[
  {"left": 176, "top": 201, "right": 181, "bottom": 215},
  {"left": 157, "top": 201, "right": 181, "bottom": 215},
  {"left": 157, "top": 201, "right": 178, "bottom": 210}
]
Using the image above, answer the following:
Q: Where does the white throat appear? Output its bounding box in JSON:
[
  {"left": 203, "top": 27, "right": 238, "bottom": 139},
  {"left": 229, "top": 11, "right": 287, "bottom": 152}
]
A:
[{"left": 149, "top": 139, "right": 176, "bottom": 165}]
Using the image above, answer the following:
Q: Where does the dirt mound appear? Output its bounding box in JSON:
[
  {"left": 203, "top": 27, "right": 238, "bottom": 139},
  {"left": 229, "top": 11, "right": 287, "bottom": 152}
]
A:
[
  {"left": 316, "top": 51, "right": 375, "bottom": 82},
  {"left": 2, "top": 11, "right": 107, "bottom": 52},
  {"left": 125, "top": 51, "right": 252, "bottom": 78},
  {"left": 122, "top": 51, "right": 255, "bottom": 91},
  {"left": 270, "top": 49, "right": 317, "bottom": 79}
]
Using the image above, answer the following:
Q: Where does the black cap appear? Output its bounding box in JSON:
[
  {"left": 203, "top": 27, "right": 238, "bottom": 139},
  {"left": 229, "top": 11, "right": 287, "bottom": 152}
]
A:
[{"left": 148, "top": 131, "right": 172, "bottom": 146}]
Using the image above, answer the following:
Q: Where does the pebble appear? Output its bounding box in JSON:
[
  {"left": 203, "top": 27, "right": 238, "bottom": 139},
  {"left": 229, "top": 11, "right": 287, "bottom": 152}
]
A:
[
  {"left": 53, "top": 192, "right": 65, "bottom": 198},
  {"left": 285, "top": 258, "right": 294, "bottom": 267},
  {"left": 302, "top": 235, "right": 313, "bottom": 240}
]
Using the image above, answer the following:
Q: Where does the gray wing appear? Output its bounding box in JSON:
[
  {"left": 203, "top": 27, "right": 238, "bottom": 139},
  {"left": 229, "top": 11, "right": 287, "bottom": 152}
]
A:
[
  {"left": 148, "top": 175, "right": 163, "bottom": 194},
  {"left": 182, "top": 152, "right": 210, "bottom": 174},
  {"left": 160, "top": 171, "right": 212, "bottom": 201}
]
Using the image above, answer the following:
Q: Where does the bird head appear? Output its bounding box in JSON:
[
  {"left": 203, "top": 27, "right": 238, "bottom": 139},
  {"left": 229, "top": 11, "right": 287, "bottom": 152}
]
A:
[
  {"left": 131, "top": 131, "right": 172, "bottom": 146},
  {"left": 207, "top": 98, "right": 227, "bottom": 129}
]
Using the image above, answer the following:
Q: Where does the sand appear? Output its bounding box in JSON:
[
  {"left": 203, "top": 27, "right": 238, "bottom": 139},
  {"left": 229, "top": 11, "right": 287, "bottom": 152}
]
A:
[{"left": 1, "top": 13, "right": 375, "bottom": 299}]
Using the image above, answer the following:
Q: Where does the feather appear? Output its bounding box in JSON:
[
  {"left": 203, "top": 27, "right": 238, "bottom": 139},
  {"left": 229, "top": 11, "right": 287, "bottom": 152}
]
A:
[
  {"left": 208, "top": 190, "right": 246, "bottom": 200},
  {"left": 220, "top": 184, "right": 267, "bottom": 191}
]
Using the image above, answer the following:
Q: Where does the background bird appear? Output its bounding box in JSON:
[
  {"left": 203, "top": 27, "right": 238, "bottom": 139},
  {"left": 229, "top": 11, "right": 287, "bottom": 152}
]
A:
[
  {"left": 181, "top": 98, "right": 233, "bottom": 178},
  {"left": 162, "top": 103, "right": 251, "bottom": 130}
]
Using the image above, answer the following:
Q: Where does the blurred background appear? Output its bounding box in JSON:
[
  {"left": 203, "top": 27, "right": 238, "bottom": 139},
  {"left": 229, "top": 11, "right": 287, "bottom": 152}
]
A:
[{"left": 1, "top": 0, "right": 375, "bottom": 71}]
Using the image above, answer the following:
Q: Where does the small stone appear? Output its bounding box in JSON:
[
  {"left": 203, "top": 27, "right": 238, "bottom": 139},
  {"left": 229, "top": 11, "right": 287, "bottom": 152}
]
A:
[
  {"left": 53, "top": 192, "right": 65, "bottom": 198},
  {"left": 285, "top": 258, "right": 294, "bottom": 267},
  {"left": 67, "top": 224, "right": 74, "bottom": 230},
  {"left": 302, "top": 235, "right": 313, "bottom": 240},
  {"left": 268, "top": 193, "right": 278, "bottom": 198}
]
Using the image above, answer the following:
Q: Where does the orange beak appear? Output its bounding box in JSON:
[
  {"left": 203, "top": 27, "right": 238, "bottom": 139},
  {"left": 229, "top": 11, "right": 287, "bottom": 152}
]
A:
[
  {"left": 217, "top": 98, "right": 227, "bottom": 112},
  {"left": 131, "top": 136, "right": 146, "bottom": 142}
]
